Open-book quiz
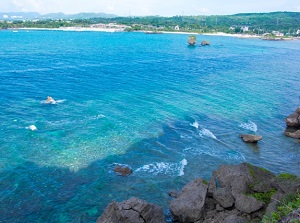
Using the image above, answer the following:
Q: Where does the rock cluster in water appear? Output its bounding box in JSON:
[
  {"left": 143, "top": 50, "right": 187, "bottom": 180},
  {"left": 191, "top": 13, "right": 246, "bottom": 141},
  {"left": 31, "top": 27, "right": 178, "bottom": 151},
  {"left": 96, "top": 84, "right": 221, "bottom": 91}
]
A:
[
  {"left": 284, "top": 107, "right": 300, "bottom": 139},
  {"left": 97, "top": 163, "right": 300, "bottom": 223}
]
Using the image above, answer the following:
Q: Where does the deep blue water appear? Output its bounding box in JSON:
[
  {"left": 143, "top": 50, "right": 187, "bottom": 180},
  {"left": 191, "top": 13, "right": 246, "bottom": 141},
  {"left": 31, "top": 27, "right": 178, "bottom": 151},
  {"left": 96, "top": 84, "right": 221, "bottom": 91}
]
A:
[{"left": 0, "top": 30, "right": 300, "bottom": 222}]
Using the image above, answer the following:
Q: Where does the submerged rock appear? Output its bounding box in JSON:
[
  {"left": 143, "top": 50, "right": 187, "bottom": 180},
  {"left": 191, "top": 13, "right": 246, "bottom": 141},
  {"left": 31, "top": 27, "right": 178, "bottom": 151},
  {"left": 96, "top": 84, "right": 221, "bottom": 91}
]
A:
[
  {"left": 170, "top": 178, "right": 207, "bottom": 222},
  {"left": 113, "top": 164, "right": 133, "bottom": 176},
  {"left": 240, "top": 134, "right": 262, "bottom": 143},
  {"left": 96, "top": 197, "right": 165, "bottom": 223}
]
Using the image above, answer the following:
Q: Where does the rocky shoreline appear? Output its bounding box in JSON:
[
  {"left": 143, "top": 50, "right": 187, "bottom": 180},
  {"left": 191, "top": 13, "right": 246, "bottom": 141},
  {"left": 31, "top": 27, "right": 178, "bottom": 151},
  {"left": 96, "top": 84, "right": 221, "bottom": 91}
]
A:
[
  {"left": 97, "top": 108, "right": 300, "bottom": 223},
  {"left": 97, "top": 163, "right": 300, "bottom": 223}
]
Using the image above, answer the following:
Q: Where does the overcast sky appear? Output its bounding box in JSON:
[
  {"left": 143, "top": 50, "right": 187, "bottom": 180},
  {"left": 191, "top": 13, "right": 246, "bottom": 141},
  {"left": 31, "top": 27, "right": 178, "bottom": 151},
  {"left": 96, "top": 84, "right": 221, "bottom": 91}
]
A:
[{"left": 1, "top": 0, "right": 300, "bottom": 16}]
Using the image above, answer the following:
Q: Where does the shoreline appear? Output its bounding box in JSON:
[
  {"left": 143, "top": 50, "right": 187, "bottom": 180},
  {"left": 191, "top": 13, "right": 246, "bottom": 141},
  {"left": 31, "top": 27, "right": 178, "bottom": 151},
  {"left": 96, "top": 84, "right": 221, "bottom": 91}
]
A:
[{"left": 8, "top": 28, "right": 299, "bottom": 40}]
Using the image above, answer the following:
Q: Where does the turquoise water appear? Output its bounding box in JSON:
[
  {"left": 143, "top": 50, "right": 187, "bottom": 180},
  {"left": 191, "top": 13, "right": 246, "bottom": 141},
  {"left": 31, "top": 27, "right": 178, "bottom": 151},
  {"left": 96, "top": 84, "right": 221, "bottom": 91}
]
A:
[{"left": 0, "top": 30, "right": 300, "bottom": 222}]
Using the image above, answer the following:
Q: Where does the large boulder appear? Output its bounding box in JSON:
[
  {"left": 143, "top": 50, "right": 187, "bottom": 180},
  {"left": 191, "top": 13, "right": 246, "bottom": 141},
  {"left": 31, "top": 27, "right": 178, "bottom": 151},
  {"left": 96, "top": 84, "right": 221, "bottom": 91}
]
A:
[
  {"left": 97, "top": 197, "right": 165, "bottom": 223},
  {"left": 235, "top": 194, "right": 264, "bottom": 214},
  {"left": 240, "top": 134, "right": 262, "bottom": 143},
  {"left": 170, "top": 178, "right": 207, "bottom": 222},
  {"left": 213, "top": 187, "right": 234, "bottom": 208},
  {"left": 212, "top": 163, "right": 253, "bottom": 196}
]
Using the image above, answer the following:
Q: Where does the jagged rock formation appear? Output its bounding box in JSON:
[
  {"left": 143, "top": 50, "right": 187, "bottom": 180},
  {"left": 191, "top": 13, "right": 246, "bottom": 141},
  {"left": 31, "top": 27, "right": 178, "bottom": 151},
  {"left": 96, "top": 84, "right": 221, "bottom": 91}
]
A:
[
  {"left": 96, "top": 197, "right": 165, "bottom": 223},
  {"left": 97, "top": 163, "right": 300, "bottom": 223}
]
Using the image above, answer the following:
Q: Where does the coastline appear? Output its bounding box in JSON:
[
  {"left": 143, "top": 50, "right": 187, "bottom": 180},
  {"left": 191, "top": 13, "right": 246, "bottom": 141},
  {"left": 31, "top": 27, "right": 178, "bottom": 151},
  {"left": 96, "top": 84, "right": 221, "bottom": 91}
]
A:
[
  {"left": 9, "top": 28, "right": 299, "bottom": 40},
  {"left": 8, "top": 27, "right": 300, "bottom": 41}
]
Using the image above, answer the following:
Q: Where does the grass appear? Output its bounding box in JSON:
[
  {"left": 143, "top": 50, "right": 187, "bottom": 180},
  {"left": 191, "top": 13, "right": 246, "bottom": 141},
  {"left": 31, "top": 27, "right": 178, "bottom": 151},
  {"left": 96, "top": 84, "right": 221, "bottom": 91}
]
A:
[
  {"left": 262, "top": 192, "right": 300, "bottom": 223},
  {"left": 247, "top": 188, "right": 277, "bottom": 204},
  {"left": 276, "top": 173, "right": 299, "bottom": 181}
]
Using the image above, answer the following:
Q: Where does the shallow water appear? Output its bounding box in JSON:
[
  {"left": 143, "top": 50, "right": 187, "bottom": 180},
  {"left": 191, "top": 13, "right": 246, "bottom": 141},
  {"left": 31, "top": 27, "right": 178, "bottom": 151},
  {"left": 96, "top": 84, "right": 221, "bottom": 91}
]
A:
[{"left": 0, "top": 30, "right": 300, "bottom": 222}]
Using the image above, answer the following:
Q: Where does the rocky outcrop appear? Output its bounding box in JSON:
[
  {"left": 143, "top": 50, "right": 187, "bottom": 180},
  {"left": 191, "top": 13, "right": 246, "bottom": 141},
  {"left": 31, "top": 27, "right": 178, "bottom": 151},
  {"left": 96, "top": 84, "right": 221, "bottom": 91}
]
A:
[
  {"left": 284, "top": 107, "right": 300, "bottom": 127},
  {"left": 201, "top": 40, "right": 210, "bottom": 46},
  {"left": 170, "top": 178, "right": 207, "bottom": 222},
  {"left": 97, "top": 163, "right": 300, "bottom": 223},
  {"left": 96, "top": 197, "right": 165, "bottom": 223},
  {"left": 284, "top": 107, "right": 300, "bottom": 139},
  {"left": 169, "top": 163, "right": 300, "bottom": 222},
  {"left": 188, "top": 35, "right": 196, "bottom": 45},
  {"left": 240, "top": 134, "right": 262, "bottom": 143},
  {"left": 285, "top": 129, "right": 300, "bottom": 139}
]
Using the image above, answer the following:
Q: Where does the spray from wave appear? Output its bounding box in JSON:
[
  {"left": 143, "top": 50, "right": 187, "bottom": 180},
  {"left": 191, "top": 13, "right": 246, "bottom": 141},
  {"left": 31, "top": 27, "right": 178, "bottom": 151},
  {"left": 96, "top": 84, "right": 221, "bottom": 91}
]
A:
[
  {"left": 136, "top": 158, "right": 188, "bottom": 176},
  {"left": 190, "top": 121, "right": 199, "bottom": 129},
  {"left": 239, "top": 121, "right": 257, "bottom": 132},
  {"left": 199, "top": 128, "right": 217, "bottom": 139},
  {"left": 26, "top": 125, "right": 37, "bottom": 131}
]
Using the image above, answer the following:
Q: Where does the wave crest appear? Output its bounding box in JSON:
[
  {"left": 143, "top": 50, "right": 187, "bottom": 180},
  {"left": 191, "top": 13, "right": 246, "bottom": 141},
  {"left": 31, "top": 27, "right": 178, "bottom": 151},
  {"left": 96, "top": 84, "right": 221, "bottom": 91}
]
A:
[
  {"left": 239, "top": 121, "right": 257, "bottom": 132},
  {"left": 136, "top": 158, "right": 188, "bottom": 176}
]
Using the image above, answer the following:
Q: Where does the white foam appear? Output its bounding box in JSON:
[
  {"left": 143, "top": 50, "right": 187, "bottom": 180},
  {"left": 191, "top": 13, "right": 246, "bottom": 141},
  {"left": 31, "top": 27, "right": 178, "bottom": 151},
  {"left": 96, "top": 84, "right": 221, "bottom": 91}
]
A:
[
  {"left": 55, "top": 99, "right": 66, "bottom": 104},
  {"left": 42, "top": 99, "right": 66, "bottom": 105},
  {"left": 190, "top": 121, "right": 199, "bottom": 129},
  {"left": 26, "top": 125, "right": 37, "bottom": 131},
  {"left": 239, "top": 121, "right": 257, "bottom": 132},
  {"left": 178, "top": 158, "right": 188, "bottom": 176},
  {"left": 97, "top": 114, "right": 106, "bottom": 119},
  {"left": 199, "top": 128, "right": 217, "bottom": 139},
  {"left": 136, "top": 159, "right": 187, "bottom": 176}
]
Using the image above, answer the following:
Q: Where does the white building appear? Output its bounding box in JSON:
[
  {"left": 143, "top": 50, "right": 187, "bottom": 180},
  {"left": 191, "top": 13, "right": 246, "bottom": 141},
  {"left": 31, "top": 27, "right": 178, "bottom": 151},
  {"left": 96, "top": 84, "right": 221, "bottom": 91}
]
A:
[
  {"left": 174, "top": 25, "right": 180, "bottom": 31},
  {"left": 241, "top": 26, "right": 249, "bottom": 32},
  {"left": 272, "top": 31, "right": 284, "bottom": 37}
]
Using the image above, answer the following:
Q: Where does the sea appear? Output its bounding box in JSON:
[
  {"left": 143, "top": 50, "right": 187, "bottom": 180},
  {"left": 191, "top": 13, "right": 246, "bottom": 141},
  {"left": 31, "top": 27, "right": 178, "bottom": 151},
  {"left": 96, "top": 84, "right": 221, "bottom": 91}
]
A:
[{"left": 0, "top": 30, "right": 299, "bottom": 222}]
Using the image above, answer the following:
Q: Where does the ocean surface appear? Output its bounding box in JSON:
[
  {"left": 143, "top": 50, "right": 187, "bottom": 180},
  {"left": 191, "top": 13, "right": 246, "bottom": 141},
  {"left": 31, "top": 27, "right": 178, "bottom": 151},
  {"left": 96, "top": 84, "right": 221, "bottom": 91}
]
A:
[{"left": 0, "top": 30, "right": 300, "bottom": 222}]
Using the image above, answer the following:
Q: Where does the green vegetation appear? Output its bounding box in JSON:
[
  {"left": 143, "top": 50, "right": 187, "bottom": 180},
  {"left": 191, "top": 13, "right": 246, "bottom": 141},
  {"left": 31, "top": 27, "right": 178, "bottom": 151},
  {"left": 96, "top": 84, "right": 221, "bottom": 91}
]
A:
[
  {"left": 262, "top": 192, "right": 300, "bottom": 223},
  {"left": 276, "top": 173, "right": 299, "bottom": 181},
  {"left": 247, "top": 188, "right": 277, "bottom": 204},
  {"left": 202, "top": 179, "right": 208, "bottom": 185},
  {"left": 1, "top": 12, "right": 300, "bottom": 36}
]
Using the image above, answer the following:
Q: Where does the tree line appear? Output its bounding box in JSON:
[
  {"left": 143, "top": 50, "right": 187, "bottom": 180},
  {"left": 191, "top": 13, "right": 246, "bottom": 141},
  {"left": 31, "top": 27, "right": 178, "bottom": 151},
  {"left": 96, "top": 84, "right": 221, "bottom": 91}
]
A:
[{"left": 1, "top": 12, "right": 299, "bottom": 35}]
